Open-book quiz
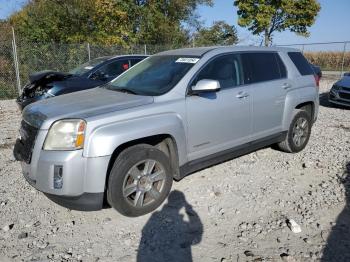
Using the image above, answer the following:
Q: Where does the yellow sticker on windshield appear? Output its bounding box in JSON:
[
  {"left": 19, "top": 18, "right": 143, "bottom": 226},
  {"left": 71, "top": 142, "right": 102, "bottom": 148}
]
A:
[{"left": 175, "top": 58, "right": 199, "bottom": 64}]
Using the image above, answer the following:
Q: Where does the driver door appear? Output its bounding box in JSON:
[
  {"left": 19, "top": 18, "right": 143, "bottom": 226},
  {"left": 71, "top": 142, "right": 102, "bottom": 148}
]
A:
[{"left": 186, "top": 54, "right": 252, "bottom": 161}]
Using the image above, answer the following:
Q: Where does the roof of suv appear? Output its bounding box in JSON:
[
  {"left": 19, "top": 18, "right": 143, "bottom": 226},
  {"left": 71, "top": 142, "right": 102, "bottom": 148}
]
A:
[{"left": 157, "top": 46, "right": 299, "bottom": 57}]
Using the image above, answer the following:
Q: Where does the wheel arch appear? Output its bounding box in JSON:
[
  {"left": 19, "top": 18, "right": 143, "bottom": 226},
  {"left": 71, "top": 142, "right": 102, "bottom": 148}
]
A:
[
  {"left": 295, "top": 101, "right": 315, "bottom": 121},
  {"left": 104, "top": 134, "right": 181, "bottom": 197},
  {"left": 283, "top": 92, "right": 316, "bottom": 130}
]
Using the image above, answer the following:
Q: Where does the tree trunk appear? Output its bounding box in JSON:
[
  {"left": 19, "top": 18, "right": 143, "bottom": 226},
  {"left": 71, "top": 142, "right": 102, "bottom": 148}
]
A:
[{"left": 264, "top": 28, "right": 269, "bottom": 46}]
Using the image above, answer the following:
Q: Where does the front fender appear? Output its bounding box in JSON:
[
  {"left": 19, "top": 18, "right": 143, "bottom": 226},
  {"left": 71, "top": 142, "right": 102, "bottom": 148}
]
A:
[{"left": 84, "top": 113, "right": 188, "bottom": 165}]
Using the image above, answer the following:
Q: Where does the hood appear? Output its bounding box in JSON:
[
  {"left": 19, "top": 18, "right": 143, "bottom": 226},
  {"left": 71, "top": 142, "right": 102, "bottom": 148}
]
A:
[
  {"left": 21, "top": 71, "right": 72, "bottom": 99},
  {"left": 29, "top": 70, "right": 71, "bottom": 83},
  {"left": 49, "top": 76, "right": 103, "bottom": 95},
  {"left": 23, "top": 87, "right": 154, "bottom": 129},
  {"left": 336, "top": 76, "right": 350, "bottom": 88}
]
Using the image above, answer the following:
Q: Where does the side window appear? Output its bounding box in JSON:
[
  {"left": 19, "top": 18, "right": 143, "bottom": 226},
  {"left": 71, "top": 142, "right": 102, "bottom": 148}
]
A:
[
  {"left": 194, "top": 54, "right": 243, "bottom": 89},
  {"left": 241, "top": 52, "right": 281, "bottom": 84},
  {"left": 94, "top": 59, "right": 130, "bottom": 78},
  {"left": 287, "top": 52, "right": 314, "bottom": 75},
  {"left": 130, "top": 58, "right": 143, "bottom": 67}
]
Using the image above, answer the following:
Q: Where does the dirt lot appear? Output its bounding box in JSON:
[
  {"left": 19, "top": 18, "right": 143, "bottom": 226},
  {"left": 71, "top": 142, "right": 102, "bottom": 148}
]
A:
[{"left": 0, "top": 79, "right": 349, "bottom": 262}]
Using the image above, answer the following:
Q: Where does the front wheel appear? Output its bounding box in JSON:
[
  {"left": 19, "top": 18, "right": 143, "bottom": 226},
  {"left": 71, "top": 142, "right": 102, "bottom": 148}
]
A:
[
  {"left": 277, "top": 110, "right": 312, "bottom": 153},
  {"left": 107, "top": 144, "right": 173, "bottom": 217}
]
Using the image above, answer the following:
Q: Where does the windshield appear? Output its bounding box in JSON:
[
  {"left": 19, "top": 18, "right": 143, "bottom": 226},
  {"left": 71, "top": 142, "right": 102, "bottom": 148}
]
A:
[
  {"left": 69, "top": 57, "right": 110, "bottom": 75},
  {"left": 106, "top": 55, "right": 200, "bottom": 96}
]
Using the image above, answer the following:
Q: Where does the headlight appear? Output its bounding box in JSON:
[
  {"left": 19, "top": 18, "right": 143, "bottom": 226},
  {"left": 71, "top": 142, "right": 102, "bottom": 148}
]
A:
[{"left": 43, "top": 119, "right": 86, "bottom": 150}]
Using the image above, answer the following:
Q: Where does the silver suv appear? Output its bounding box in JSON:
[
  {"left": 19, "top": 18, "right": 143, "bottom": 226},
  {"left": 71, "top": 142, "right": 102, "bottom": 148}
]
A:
[{"left": 14, "top": 46, "right": 319, "bottom": 217}]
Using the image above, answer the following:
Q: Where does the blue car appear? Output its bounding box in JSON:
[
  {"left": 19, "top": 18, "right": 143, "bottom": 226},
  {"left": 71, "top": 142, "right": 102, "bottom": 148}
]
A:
[
  {"left": 16, "top": 55, "right": 148, "bottom": 110},
  {"left": 329, "top": 72, "right": 350, "bottom": 107}
]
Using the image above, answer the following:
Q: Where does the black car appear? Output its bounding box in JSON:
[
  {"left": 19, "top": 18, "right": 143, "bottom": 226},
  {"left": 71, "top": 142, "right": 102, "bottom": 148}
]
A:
[
  {"left": 329, "top": 72, "right": 350, "bottom": 107},
  {"left": 16, "top": 55, "right": 148, "bottom": 110}
]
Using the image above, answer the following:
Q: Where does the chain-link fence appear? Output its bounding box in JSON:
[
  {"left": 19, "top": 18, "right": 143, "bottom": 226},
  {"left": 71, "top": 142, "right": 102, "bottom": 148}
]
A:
[
  {"left": 0, "top": 32, "right": 183, "bottom": 99},
  {"left": 1, "top": 28, "right": 349, "bottom": 100},
  {"left": 0, "top": 39, "right": 17, "bottom": 99},
  {"left": 277, "top": 41, "right": 350, "bottom": 78}
]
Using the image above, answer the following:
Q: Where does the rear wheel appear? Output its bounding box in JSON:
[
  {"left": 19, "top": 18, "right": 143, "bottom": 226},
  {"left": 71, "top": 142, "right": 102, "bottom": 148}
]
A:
[
  {"left": 277, "top": 110, "right": 312, "bottom": 153},
  {"left": 107, "top": 144, "right": 173, "bottom": 217}
]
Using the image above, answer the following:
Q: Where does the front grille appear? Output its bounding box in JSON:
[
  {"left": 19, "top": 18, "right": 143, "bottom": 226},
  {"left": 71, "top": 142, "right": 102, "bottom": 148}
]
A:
[
  {"left": 342, "top": 86, "right": 350, "bottom": 92},
  {"left": 339, "top": 92, "right": 350, "bottom": 100},
  {"left": 13, "top": 120, "right": 39, "bottom": 164}
]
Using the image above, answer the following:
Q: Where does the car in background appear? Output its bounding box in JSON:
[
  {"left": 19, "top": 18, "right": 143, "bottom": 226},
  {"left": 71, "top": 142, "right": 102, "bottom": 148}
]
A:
[
  {"left": 329, "top": 72, "right": 350, "bottom": 107},
  {"left": 16, "top": 55, "right": 148, "bottom": 110}
]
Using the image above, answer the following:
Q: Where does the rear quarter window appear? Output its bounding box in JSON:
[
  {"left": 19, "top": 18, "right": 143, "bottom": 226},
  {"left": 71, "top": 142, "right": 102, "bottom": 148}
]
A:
[
  {"left": 287, "top": 52, "right": 314, "bottom": 76},
  {"left": 241, "top": 52, "right": 285, "bottom": 84}
]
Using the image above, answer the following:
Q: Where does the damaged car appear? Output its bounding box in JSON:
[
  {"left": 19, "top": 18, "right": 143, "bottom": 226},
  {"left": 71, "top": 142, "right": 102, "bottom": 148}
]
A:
[{"left": 16, "top": 55, "right": 148, "bottom": 110}]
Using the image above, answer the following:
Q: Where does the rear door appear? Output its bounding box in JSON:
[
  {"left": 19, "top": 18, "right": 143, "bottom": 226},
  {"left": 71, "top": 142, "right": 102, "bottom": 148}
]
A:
[
  {"left": 186, "top": 53, "right": 252, "bottom": 161},
  {"left": 241, "top": 52, "right": 290, "bottom": 139}
]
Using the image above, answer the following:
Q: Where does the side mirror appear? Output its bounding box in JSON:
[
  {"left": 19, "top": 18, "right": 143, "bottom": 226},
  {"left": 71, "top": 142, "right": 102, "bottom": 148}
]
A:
[{"left": 191, "top": 79, "right": 221, "bottom": 95}]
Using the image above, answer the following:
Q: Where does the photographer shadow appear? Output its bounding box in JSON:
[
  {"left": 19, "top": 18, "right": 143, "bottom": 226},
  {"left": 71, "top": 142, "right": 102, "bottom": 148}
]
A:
[
  {"left": 137, "top": 190, "right": 203, "bottom": 262},
  {"left": 322, "top": 162, "right": 350, "bottom": 261}
]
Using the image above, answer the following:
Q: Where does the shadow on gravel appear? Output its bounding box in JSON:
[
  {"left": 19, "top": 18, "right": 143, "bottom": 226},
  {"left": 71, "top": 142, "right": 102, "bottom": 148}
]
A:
[
  {"left": 137, "top": 190, "right": 203, "bottom": 262},
  {"left": 322, "top": 162, "right": 350, "bottom": 262}
]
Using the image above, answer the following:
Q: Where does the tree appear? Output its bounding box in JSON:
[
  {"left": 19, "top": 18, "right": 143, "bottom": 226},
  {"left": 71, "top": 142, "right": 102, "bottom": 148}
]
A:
[
  {"left": 194, "top": 21, "right": 238, "bottom": 46},
  {"left": 120, "top": 0, "right": 213, "bottom": 47},
  {"left": 8, "top": 0, "right": 213, "bottom": 47},
  {"left": 234, "top": 0, "right": 321, "bottom": 46},
  {"left": 9, "top": 0, "right": 130, "bottom": 45}
]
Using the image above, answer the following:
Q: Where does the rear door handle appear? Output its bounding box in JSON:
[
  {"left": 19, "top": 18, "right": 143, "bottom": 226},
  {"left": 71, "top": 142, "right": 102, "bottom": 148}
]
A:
[
  {"left": 236, "top": 92, "right": 249, "bottom": 99},
  {"left": 282, "top": 83, "right": 292, "bottom": 89}
]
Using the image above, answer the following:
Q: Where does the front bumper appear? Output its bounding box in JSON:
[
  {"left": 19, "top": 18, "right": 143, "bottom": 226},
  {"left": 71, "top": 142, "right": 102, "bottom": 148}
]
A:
[
  {"left": 329, "top": 90, "right": 350, "bottom": 107},
  {"left": 16, "top": 130, "right": 111, "bottom": 211}
]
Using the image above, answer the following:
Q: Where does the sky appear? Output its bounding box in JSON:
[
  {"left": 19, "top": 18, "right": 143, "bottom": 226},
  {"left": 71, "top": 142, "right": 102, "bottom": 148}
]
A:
[
  {"left": 197, "top": 0, "right": 350, "bottom": 49},
  {"left": 0, "top": 0, "right": 24, "bottom": 19},
  {"left": 0, "top": 0, "right": 349, "bottom": 50}
]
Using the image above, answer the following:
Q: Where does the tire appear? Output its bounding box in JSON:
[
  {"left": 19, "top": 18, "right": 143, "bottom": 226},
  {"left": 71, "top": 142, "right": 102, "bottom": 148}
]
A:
[
  {"left": 277, "top": 110, "right": 312, "bottom": 153},
  {"left": 107, "top": 144, "right": 173, "bottom": 217}
]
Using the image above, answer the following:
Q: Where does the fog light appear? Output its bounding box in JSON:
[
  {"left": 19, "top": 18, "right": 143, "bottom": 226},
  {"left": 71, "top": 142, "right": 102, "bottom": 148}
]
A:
[{"left": 53, "top": 165, "right": 63, "bottom": 189}]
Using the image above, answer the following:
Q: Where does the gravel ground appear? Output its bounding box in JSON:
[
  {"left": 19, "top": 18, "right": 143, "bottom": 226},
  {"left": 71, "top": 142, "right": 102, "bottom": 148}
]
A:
[{"left": 0, "top": 79, "right": 349, "bottom": 262}]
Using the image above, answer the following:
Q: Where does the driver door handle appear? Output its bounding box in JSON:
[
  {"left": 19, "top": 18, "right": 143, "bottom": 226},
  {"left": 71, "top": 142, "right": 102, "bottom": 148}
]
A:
[{"left": 282, "top": 83, "right": 292, "bottom": 89}]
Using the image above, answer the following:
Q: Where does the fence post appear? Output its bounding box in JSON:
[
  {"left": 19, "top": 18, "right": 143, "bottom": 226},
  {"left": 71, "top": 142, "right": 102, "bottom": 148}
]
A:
[
  {"left": 144, "top": 44, "right": 147, "bottom": 55},
  {"left": 340, "top": 42, "right": 347, "bottom": 77},
  {"left": 11, "top": 27, "right": 21, "bottom": 94},
  {"left": 87, "top": 43, "right": 91, "bottom": 61},
  {"left": 301, "top": 44, "right": 305, "bottom": 53}
]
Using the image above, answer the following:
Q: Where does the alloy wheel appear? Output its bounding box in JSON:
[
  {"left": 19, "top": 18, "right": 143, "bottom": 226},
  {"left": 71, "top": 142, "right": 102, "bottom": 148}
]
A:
[{"left": 122, "top": 159, "right": 166, "bottom": 208}]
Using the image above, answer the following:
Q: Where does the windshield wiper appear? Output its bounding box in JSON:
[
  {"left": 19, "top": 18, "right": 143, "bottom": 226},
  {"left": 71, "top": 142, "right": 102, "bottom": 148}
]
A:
[
  {"left": 102, "top": 84, "right": 140, "bottom": 95},
  {"left": 113, "top": 88, "right": 138, "bottom": 95}
]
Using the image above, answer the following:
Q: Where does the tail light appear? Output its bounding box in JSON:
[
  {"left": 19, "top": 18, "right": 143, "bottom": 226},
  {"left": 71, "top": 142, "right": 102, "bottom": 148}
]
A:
[{"left": 314, "top": 75, "right": 320, "bottom": 89}]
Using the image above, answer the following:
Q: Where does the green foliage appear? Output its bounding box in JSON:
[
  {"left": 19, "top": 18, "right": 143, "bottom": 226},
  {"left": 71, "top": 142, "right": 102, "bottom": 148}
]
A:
[
  {"left": 9, "top": 0, "right": 129, "bottom": 45},
  {"left": 194, "top": 21, "right": 238, "bottom": 47},
  {"left": 9, "top": 0, "right": 213, "bottom": 47},
  {"left": 234, "top": 0, "right": 321, "bottom": 46}
]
